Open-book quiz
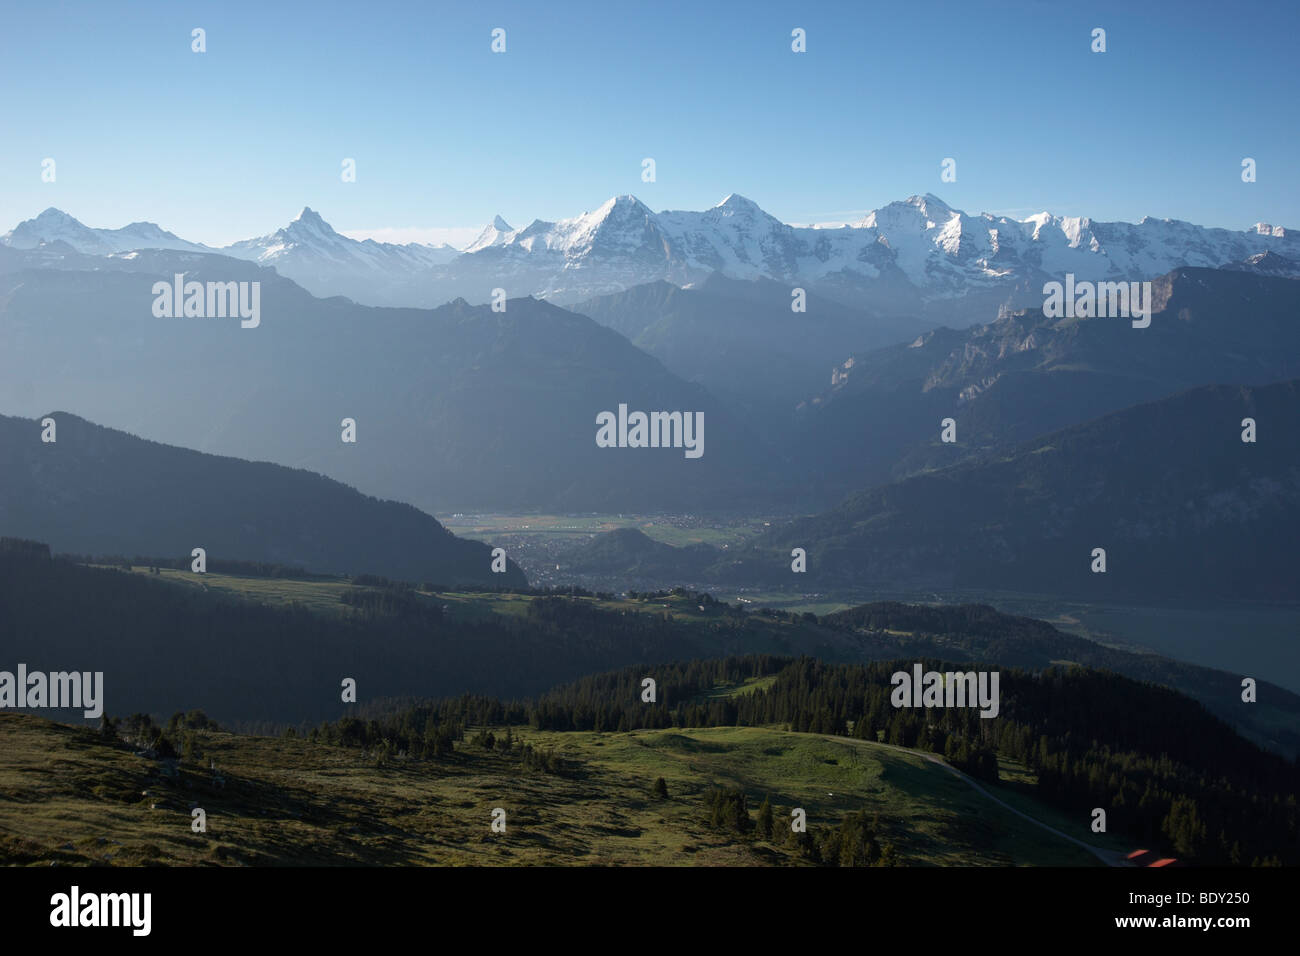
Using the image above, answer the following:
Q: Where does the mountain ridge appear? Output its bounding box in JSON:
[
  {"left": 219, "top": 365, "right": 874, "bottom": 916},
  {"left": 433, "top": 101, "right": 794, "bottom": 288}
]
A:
[
  {"left": 7, "top": 196, "right": 1296, "bottom": 311},
  {"left": 720, "top": 379, "right": 1300, "bottom": 602},
  {"left": 0, "top": 410, "right": 527, "bottom": 587}
]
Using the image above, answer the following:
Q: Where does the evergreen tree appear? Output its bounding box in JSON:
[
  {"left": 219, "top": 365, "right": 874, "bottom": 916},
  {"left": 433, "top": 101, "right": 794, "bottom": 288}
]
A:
[{"left": 1163, "top": 795, "right": 1207, "bottom": 858}]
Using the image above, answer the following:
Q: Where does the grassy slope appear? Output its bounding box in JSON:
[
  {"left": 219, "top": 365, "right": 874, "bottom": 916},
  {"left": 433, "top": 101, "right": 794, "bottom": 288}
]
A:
[
  {"left": 0, "top": 713, "right": 1105, "bottom": 867},
  {"left": 114, "top": 566, "right": 352, "bottom": 615},
  {"left": 117, "top": 566, "right": 794, "bottom": 628}
]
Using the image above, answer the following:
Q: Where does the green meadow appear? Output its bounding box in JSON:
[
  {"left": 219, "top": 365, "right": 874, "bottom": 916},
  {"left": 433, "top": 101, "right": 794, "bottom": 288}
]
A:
[{"left": 0, "top": 714, "right": 1107, "bottom": 867}]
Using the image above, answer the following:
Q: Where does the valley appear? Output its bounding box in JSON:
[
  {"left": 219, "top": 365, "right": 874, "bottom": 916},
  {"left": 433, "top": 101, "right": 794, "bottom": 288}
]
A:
[
  {"left": 443, "top": 512, "right": 1300, "bottom": 693},
  {"left": 441, "top": 512, "right": 781, "bottom": 588},
  {"left": 2, "top": 0, "right": 1295, "bottom": 924},
  {"left": 2, "top": 110, "right": 1297, "bottom": 879}
]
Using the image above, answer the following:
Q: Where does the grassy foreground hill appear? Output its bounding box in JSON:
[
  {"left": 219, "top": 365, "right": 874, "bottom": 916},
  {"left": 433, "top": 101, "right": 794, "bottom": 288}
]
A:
[
  {"left": 0, "top": 714, "right": 1109, "bottom": 867},
  {"left": 3, "top": 650, "right": 1293, "bottom": 867}
]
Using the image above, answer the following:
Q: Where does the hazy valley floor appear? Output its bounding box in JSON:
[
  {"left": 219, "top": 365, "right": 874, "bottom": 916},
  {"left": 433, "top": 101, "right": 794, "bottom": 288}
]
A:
[{"left": 440, "top": 514, "right": 1300, "bottom": 693}]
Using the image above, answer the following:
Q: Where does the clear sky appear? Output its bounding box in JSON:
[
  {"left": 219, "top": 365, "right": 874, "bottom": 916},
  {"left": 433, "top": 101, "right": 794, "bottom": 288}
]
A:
[{"left": 1, "top": 0, "right": 1296, "bottom": 246}]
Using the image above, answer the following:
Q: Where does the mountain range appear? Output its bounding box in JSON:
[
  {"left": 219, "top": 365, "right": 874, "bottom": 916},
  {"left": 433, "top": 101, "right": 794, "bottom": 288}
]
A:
[
  {"left": 571, "top": 273, "right": 930, "bottom": 418},
  {"left": 3, "top": 230, "right": 1298, "bottom": 514},
  {"left": 5, "top": 195, "right": 1296, "bottom": 315},
  {"left": 3, "top": 195, "right": 1298, "bottom": 720},
  {"left": 0, "top": 248, "right": 777, "bottom": 513},
  {"left": 785, "top": 265, "right": 1300, "bottom": 500},
  {"left": 0, "top": 206, "right": 459, "bottom": 308}
]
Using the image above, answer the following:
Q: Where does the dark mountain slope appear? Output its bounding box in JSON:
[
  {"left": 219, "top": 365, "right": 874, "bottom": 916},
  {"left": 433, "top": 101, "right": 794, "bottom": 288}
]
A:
[
  {"left": 715, "top": 380, "right": 1300, "bottom": 602},
  {"left": 791, "top": 267, "right": 1300, "bottom": 502},
  {"left": 574, "top": 273, "right": 929, "bottom": 423},
  {"left": 0, "top": 413, "right": 525, "bottom": 587}
]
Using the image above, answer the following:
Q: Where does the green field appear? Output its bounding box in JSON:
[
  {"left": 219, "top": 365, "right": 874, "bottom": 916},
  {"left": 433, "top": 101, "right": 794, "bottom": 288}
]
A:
[
  {"left": 0, "top": 714, "right": 1110, "bottom": 866},
  {"left": 116, "top": 566, "right": 544, "bottom": 621},
  {"left": 112, "top": 566, "right": 353, "bottom": 615},
  {"left": 115, "top": 566, "right": 809, "bottom": 629},
  {"left": 439, "top": 512, "right": 781, "bottom": 549}
]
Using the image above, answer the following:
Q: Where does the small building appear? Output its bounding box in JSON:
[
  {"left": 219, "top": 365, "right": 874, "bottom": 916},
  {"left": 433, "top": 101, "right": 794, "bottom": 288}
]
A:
[{"left": 1126, "top": 849, "right": 1181, "bottom": 867}]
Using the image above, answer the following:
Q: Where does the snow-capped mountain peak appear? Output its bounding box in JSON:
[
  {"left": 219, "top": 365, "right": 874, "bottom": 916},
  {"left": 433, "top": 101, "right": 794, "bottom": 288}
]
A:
[
  {"left": 705, "top": 194, "right": 781, "bottom": 227},
  {"left": 2, "top": 208, "right": 102, "bottom": 250},
  {"left": 216, "top": 207, "right": 461, "bottom": 302},
  {"left": 858, "top": 193, "right": 957, "bottom": 231},
  {"left": 564, "top": 195, "right": 657, "bottom": 251},
  {"left": 476, "top": 196, "right": 664, "bottom": 261},
  {"left": 260, "top": 206, "right": 341, "bottom": 246},
  {"left": 713, "top": 193, "right": 762, "bottom": 211},
  {"left": 1, "top": 208, "right": 208, "bottom": 255},
  {"left": 580, "top": 194, "right": 654, "bottom": 230},
  {"left": 292, "top": 206, "right": 330, "bottom": 227},
  {"left": 464, "top": 215, "right": 516, "bottom": 253},
  {"left": 29, "top": 207, "right": 82, "bottom": 227},
  {"left": 910, "top": 192, "right": 952, "bottom": 213}
]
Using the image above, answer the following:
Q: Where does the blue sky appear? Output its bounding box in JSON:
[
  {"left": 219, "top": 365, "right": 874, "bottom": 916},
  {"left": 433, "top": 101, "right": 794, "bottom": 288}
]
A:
[{"left": 2, "top": 0, "right": 1296, "bottom": 245}]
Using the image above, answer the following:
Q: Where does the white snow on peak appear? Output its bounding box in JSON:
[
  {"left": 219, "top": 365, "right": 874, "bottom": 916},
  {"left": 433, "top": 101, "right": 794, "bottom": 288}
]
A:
[
  {"left": 0, "top": 207, "right": 209, "bottom": 255},
  {"left": 224, "top": 207, "right": 455, "bottom": 265},
  {"left": 911, "top": 193, "right": 951, "bottom": 211},
  {"left": 4, "top": 195, "right": 1298, "bottom": 308},
  {"left": 464, "top": 215, "right": 517, "bottom": 254},
  {"left": 493, "top": 196, "right": 658, "bottom": 259},
  {"left": 293, "top": 206, "right": 330, "bottom": 227},
  {"left": 216, "top": 207, "right": 460, "bottom": 303},
  {"left": 443, "top": 192, "right": 1300, "bottom": 301},
  {"left": 713, "top": 193, "right": 761, "bottom": 210}
]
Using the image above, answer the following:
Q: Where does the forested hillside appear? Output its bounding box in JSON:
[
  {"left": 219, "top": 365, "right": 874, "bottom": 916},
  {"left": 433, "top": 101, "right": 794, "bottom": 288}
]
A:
[
  {"left": 5, "top": 542, "right": 1297, "bottom": 758},
  {"left": 330, "top": 655, "right": 1298, "bottom": 866}
]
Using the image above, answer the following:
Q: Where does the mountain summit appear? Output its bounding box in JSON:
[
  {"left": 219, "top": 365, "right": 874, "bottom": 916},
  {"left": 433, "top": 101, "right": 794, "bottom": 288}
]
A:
[
  {"left": 219, "top": 207, "right": 460, "bottom": 304},
  {"left": 1, "top": 208, "right": 208, "bottom": 255}
]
